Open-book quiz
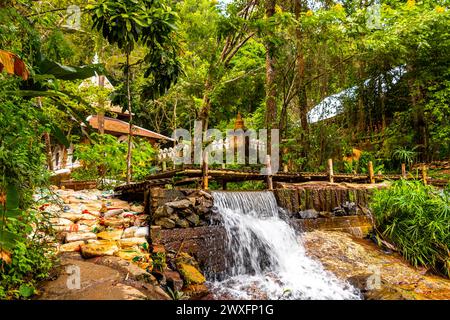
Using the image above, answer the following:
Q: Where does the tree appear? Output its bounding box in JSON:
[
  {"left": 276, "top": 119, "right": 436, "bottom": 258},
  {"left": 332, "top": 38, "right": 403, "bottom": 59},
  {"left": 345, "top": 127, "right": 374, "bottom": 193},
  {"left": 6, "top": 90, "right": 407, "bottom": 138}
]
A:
[{"left": 87, "top": 0, "right": 180, "bottom": 184}]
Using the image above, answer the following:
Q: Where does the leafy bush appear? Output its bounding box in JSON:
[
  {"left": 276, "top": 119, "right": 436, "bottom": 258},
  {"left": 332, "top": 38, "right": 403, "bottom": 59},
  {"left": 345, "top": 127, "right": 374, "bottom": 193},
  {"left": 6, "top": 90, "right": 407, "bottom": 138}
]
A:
[
  {"left": 72, "top": 133, "right": 156, "bottom": 185},
  {"left": 0, "top": 99, "right": 56, "bottom": 299},
  {"left": 370, "top": 180, "right": 450, "bottom": 278}
]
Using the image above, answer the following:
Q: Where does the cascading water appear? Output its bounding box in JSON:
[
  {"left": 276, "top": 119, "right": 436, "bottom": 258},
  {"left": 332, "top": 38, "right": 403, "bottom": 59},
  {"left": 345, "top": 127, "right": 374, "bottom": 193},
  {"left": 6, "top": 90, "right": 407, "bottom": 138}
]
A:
[{"left": 208, "top": 191, "right": 361, "bottom": 300}]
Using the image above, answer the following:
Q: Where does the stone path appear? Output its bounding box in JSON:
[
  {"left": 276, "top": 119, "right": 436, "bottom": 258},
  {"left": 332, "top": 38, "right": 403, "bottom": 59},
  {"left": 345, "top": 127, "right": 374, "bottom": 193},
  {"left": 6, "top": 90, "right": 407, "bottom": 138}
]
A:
[{"left": 38, "top": 253, "right": 169, "bottom": 300}]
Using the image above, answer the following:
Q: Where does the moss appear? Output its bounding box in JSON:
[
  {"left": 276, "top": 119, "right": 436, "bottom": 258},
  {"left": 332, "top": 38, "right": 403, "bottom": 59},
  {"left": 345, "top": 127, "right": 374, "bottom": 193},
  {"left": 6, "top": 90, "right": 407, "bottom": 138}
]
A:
[{"left": 177, "top": 263, "right": 206, "bottom": 285}]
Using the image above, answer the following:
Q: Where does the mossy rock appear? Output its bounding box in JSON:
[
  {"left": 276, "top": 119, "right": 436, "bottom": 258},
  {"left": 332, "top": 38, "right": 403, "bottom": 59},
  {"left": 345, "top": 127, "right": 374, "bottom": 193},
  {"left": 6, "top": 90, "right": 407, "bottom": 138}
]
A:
[{"left": 177, "top": 263, "right": 206, "bottom": 285}]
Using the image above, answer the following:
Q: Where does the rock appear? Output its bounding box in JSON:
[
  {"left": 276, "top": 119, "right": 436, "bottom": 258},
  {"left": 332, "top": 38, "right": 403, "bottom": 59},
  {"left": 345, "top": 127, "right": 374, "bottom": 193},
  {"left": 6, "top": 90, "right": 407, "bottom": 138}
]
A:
[
  {"left": 166, "top": 199, "right": 191, "bottom": 209},
  {"left": 177, "top": 263, "right": 206, "bottom": 285},
  {"left": 332, "top": 206, "right": 347, "bottom": 216},
  {"left": 342, "top": 202, "right": 357, "bottom": 216},
  {"left": 77, "top": 219, "right": 98, "bottom": 227},
  {"left": 183, "top": 284, "right": 209, "bottom": 299},
  {"left": 80, "top": 242, "right": 119, "bottom": 258},
  {"left": 298, "top": 209, "right": 319, "bottom": 219},
  {"left": 199, "top": 190, "right": 212, "bottom": 199},
  {"left": 115, "top": 249, "right": 142, "bottom": 261},
  {"left": 94, "top": 256, "right": 157, "bottom": 284},
  {"left": 154, "top": 218, "right": 176, "bottom": 229},
  {"left": 186, "top": 214, "right": 200, "bottom": 226},
  {"left": 175, "top": 252, "right": 200, "bottom": 269},
  {"left": 187, "top": 197, "right": 197, "bottom": 206},
  {"left": 318, "top": 211, "right": 333, "bottom": 218},
  {"left": 154, "top": 206, "right": 169, "bottom": 219},
  {"left": 165, "top": 270, "right": 183, "bottom": 291},
  {"left": 97, "top": 230, "right": 123, "bottom": 241},
  {"left": 118, "top": 237, "right": 148, "bottom": 249},
  {"left": 50, "top": 218, "right": 73, "bottom": 226},
  {"left": 59, "top": 241, "right": 84, "bottom": 253},
  {"left": 135, "top": 227, "right": 149, "bottom": 238},
  {"left": 150, "top": 226, "right": 162, "bottom": 243},
  {"left": 102, "top": 217, "right": 129, "bottom": 228},
  {"left": 130, "top": 204, "right": 144, "bottom": 213},
  {"left": 55, "top": 224, "right": 91, "bottom": 233},
  {"left": 176, "top": 218, "right": 190, "bottom": 228},
  {"left": 65, "top": 232, "right": 97, "bottom": 243},
  {"left": 133, "top": 215, "right": 149, "bottom": 227},
  {"left": 60, "top": 212, "right": 84, "bottom": 222},
  {"left": 122, "top": 226, "right": 138, "bottom": 238},
  {"left": 104, "top": 208, "right": 124, "bottom": 218}
]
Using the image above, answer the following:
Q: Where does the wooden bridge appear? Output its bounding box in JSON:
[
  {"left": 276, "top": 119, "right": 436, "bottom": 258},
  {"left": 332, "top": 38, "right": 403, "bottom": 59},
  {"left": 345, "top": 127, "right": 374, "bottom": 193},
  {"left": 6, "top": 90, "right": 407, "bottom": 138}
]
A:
[{"left": 114, "top": 164, "right": 448, "bottom": 195}]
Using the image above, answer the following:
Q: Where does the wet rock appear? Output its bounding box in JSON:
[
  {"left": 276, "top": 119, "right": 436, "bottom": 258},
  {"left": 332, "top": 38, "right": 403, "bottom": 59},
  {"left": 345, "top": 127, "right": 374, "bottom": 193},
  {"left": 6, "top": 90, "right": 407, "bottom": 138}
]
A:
[
  {"left": 81, "top": 241, "right": 119, "bottom": 258},
  {"left": 59, "top": 241, "right": 84, "bottom": 253},
  {"left": 318, "top": 211, "right": 333, "bottom": 218},
  {"left": 332, "top": 206, "right": 347, "bottom": 217},
  {"left": 186, "top": 214, "right": 200, "bottom": 226},
  {"left": 298, "top": 209, "right": 319, "bottom": 219},
  {"left": 166, "top": 199, "right": 192, "bottom": 209},
  {"left": 176, "top": 218, "right": 190, "bottom": 228},
  {"left": 97, "top": 230, "right": 123, "bottom": 241},
  {"left": 342, "top": 201, "right": 357, "bottom": 215},
  {"left": 65, "top": 232, "right": 97, "bottom": 243},
  {"left": 155, "top": 218, "right": 176, "bottom": 229},
  {"left": 165, "top": 270, "right": 183, "bottom": 291}
]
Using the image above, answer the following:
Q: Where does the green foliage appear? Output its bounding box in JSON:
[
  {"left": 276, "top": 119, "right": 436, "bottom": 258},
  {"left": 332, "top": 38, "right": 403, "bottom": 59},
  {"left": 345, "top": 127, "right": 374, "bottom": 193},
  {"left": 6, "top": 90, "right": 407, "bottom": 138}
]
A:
[
  {"left": 166, "top": 286, "right": 187, "bottom": 300},
  {"left": 151, "top": 252, "right": 167, "bottom": 272},
  {"left": 72, "top": 133, "right": 156, "bottom": 185},
  {"left": 371, "top": 180, "right": 450, "bottom": 278}
]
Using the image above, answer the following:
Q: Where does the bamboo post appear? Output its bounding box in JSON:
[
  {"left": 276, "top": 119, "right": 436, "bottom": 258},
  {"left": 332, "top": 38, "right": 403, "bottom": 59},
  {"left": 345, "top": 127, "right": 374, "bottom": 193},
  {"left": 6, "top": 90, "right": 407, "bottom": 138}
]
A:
[
  {"left": 266, "top": 155, "right": 273, "bottom": 190},
  {"left": 222, "top": 180, "right": 227, "bottom": 190},
  {"left": 368, "top": 161, "right": 375, "bottom": 184},
  {"left": 401, "top": 163, "right": 406, "bottom": 178},
  {"left": 422, "top": 165, "right": 427, "bottom": 185},
  {"left": 283, "top": 164, "right": 288, "bottom": 173},
  {"left": 328, "top": 159, "right": 334, "bottom": 183},
  {"left": 162, "top": 161, "right": 167, "bottom": 172},
  {"left": 202, "top": 152, "right": 209, "bottom": 190}
]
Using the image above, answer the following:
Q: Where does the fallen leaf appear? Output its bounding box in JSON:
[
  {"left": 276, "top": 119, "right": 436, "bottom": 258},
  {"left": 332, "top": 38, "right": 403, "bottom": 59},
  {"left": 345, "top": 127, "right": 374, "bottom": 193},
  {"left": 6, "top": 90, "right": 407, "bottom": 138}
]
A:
[{"left": 0, "top": 50, "right": 29, "bottom": 80}]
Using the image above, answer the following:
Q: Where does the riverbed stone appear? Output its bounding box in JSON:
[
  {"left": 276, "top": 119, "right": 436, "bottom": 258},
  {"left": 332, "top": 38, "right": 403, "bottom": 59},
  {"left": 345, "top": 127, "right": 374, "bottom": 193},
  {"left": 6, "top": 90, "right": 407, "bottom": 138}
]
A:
[
  {"left": 165, "top": 270, "right": 183, "bottom": 291},
  {"left": 58, "top": 241, "right": 84, "bottom": 253}
]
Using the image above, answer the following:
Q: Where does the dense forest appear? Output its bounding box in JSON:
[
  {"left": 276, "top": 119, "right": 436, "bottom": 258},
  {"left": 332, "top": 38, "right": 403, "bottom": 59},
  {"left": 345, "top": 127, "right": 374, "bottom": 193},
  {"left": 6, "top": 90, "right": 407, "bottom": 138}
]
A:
[{"left": 0, "top": 0, "right": 449, "bottom": 300}]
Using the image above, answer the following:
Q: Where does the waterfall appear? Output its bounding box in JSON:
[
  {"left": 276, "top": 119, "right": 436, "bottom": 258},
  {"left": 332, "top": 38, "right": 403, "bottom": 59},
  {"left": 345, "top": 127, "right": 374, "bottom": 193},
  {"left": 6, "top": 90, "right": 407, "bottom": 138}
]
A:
[{"left": 209, "top": 191, "right": 361, "bottom": 300}]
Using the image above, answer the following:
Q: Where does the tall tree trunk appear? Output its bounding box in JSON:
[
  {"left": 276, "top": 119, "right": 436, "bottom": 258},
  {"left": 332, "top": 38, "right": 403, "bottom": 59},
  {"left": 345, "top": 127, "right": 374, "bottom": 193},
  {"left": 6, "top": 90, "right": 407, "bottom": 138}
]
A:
[
  {"left": 264, "top": 0, "right": 277, "bottom": 129},
  {"left": 126, "top": 53, "right": 133, "bottom": 184},
  {"left": 97, "top": 75, "right": 105, "bottom": 134},
  {"left": 294, "top": 0, "right": 309, "bottom": 162},
  {"left": 199, "top": 76, "right": 213, "bottom": 130},
  {"left": 43, "top": 131, "right": 53, "bottom": 171}
]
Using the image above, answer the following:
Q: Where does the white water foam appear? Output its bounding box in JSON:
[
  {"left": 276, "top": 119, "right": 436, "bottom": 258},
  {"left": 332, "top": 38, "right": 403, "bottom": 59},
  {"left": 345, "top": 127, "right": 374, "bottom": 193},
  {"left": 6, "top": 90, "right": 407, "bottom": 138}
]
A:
[{"left": 208, "top": 191, "right": 361, "bottom": 300}]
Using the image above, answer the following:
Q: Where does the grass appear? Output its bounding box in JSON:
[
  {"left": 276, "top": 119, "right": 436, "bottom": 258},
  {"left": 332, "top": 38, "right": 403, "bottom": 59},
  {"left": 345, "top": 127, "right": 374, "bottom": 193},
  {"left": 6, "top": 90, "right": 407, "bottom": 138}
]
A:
[{"left": 370, "top": 179, "right": 450, "bottom": 278}]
